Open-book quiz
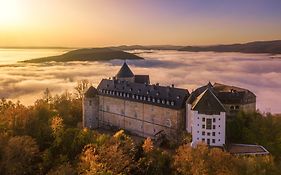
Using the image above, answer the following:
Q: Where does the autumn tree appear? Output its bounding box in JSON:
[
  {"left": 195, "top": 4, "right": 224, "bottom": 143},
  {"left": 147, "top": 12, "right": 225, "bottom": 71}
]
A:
[
  {"left": 2, "top": 136, "right": 40, "bottom": 175},
  {"left": 173, "top": 143, "right": 238, "bottom": 175},
  {"left": 75, "top": 79, "right": 90, "bottom": 100}
]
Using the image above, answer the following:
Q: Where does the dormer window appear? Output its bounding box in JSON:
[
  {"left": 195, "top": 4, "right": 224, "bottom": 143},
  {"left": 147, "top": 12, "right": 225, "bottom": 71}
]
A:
[
  {"left": 127, "top": 93, "right": 130, "bottom": 97},
  {"left": 117, "top": 92, "right": 119, "bottom": 96},
  {"left": 136, "top": 95, "right": 139, "bottom": 99},
  {"left": 157, "top": 99, "right": 160, "bottom": 103},
  {"left": 132, "top": 95, "right": 135, "bottom": 99},
  {"left": 156, "top": 92, "right": 159, "bottom": 96},
  {"left": 123, "top": 93, "right": 126, "bottom": 97},
  {"left": 162, "top": 100, "right": 165, "bottom": 104},
  {"left": 171, "top": 101, "right": 175, "bottom": 106},
  {"left": 152, "top": 98, "right": 155, "bottom": 102},
  {"left": 140, "top": 96, "right": 143, "bottom": 100},
  {"left": 177, "top": 95, "right": 180, "bottom": 99},
  {"left": 138, "top": 89, "right": 141, "bottom": 93},
  {"left": 130, "top": 88, "right": 133, "bottom": 91},
  {"left": 147, "top": 90, "right": 150, "bottom": 95},
  {"left": 148, "top": 97, "right": 151, "bottom": 101},
  {"left": 143, "top": 96, "right": 146, "bottom": 100},
  {"left": 166, "top": 101, "right": 170, "bottom": 105}
]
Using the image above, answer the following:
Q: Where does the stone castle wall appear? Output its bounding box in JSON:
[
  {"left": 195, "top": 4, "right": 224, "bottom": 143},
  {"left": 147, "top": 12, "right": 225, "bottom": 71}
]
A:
[{"left": 98, "top": 95, "right": 185, "bottom": 139}]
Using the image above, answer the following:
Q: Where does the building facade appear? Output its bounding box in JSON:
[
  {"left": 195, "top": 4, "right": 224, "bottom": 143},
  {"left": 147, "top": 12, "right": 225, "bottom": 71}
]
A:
[{"left": 83, "top": 62, "right": 256, "bottom": 147}]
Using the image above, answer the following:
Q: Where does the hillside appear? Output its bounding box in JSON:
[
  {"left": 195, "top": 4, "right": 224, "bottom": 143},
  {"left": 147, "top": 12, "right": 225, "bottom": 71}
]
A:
[
  {"left": 178, "top": 40, "right": 281, "bottom": 54},
  {"left": 22, "top": 48, "right": 144, "bottom": 63}
]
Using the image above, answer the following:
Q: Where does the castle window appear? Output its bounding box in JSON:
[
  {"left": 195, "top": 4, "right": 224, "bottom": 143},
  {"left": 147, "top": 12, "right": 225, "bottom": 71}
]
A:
[
  {"left": 89, "top": 100, "right": 92, "bottom": 106},
  {"left": 212, "top": 132, "right": 215, "bottom": 136},
  {"left": 202, "top": 117, "right": 205, "bottom": 122},
  {"left": 213, "top": 125, "right": 216, "bottom": 129},
  {"left": 202, "top": 131, "right": 205, "bottom": 135},
  {"left": 212, "top": 139, "right": 215, "bottom": 143},
  {"left": 202, "top": 124, "right": 205, "bottom": 129},
  {"left": 213, "top": 118, "right": 216, "bottom": 122},
  {"left": 206, "top": 119, "right": 212, "bottom": 130}
]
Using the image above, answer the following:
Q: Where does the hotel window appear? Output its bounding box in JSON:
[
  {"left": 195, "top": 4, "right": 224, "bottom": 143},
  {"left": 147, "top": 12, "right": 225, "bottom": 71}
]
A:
[
  {"left": 212, "top": 132, "right": 215, "bottom": 136},
  {"left": 207, "top": 132, "right": 210, "bottom": 136},
  {"left": 212, "top": 139, "right": 215, "bottom": 143},
  {"left": 213, "top": 125, "right": 216, "bottom": 129},
  {"left": 202, "top": 117, "right": 205, "bottom": 122},
  {"left": 206, "top": 119, "right": 212, "bottom": 130},
  {"left": 202, "top": 124, "right": 205, "bottom": 129},
  {"left": 213, "top": 118, "right": 216, "bottom": 122},
  {"left": 202, "top": 131, "right": 205, "bottom": 135}
]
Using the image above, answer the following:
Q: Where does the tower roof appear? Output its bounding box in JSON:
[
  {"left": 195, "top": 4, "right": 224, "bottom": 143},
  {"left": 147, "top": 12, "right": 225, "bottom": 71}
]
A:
[{"left": 116, "top": 62, "right": 134, "bottom": 78}]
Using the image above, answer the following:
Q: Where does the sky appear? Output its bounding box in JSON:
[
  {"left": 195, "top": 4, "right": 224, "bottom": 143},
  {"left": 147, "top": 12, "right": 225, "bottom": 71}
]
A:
[{"left": 0, "top": 0, "right": 281, "bottom": 47}]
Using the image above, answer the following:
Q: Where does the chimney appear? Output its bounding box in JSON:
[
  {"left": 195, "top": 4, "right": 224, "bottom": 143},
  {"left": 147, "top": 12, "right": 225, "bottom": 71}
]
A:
[{"left": 171, "top": 84, "right": 174, "bottom": 88}]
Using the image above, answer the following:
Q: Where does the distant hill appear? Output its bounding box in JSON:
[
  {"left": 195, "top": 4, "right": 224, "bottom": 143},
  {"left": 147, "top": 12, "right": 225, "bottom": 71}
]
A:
[
  {"left": 178, "top": 40, "right": 281, "bottom": 54},
  {"left": 110, "top": 45, "right": 183, "bottom": 50},
  {"left": 22, "top": 48, "right": 144, "bottom": 63}
]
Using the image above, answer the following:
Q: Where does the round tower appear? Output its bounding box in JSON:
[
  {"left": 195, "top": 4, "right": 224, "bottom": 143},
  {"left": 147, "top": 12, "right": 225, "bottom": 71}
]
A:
[{"left": 83, "top": 86, "right": 99, "bottom": 129}]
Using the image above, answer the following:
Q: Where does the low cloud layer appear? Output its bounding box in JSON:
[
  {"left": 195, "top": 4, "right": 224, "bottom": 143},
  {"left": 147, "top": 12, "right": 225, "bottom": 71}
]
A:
[{"left": 0, "top": 50, "right": 281, "bottom": 113}]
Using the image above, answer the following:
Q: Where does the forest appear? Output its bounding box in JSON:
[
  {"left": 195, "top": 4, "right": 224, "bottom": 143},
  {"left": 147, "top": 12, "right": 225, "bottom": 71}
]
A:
[{"left": 0, "top": 81, "right": 281, "bottom": 175}]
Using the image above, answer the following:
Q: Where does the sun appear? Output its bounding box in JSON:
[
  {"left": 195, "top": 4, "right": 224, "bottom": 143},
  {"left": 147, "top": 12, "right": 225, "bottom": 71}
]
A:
[{"left": 0, "top": 0, "right": 23, "bottom": 25}]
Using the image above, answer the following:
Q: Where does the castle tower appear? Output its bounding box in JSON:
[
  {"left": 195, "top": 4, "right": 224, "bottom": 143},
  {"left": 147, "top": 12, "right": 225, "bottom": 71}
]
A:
[
  {"left": 115, "top": 62, "right": 135, "bottom": 82},
  {"left": 83, "top": 86, "right": 99, "bottom": 129}
]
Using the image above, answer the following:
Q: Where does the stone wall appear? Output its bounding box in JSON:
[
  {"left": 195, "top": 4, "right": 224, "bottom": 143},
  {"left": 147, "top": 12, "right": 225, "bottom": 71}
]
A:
[
  {"left": 98, "top": 95, "right": 185, "bottom": 140},
  {"left": 83, "top": 96, "right": 99, "bottom": 129}
]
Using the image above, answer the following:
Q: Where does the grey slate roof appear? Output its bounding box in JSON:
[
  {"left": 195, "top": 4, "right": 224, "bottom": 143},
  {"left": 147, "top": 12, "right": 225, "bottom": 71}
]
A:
[
  {"left": 192, "top": 88, "right": 226, "bottom": 115},
  {"left": 134, "top": 75, "right": 150, "bottom": 84},
  {"left": 85, "top": 86, "right": 98, "bottom": 98},
  {"left": 213, "top": 83, "right": 256, "bottom": 104},
  {"left": 97, "top": 79, "right": 190, "bottom": 109},
  {"left": 116, "top": 62, "right": 134, "bottom": 78}
]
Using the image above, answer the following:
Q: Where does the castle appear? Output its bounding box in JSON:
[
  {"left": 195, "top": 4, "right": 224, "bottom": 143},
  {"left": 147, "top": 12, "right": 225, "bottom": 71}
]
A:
[{"left": 83, "top": 62, "right": 256, "bottom": 147}]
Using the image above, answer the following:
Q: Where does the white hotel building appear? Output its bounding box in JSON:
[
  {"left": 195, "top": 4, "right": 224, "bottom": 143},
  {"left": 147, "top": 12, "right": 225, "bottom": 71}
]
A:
[{"left": 186, "top": 84, "right": 226, "bottom": 147}]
